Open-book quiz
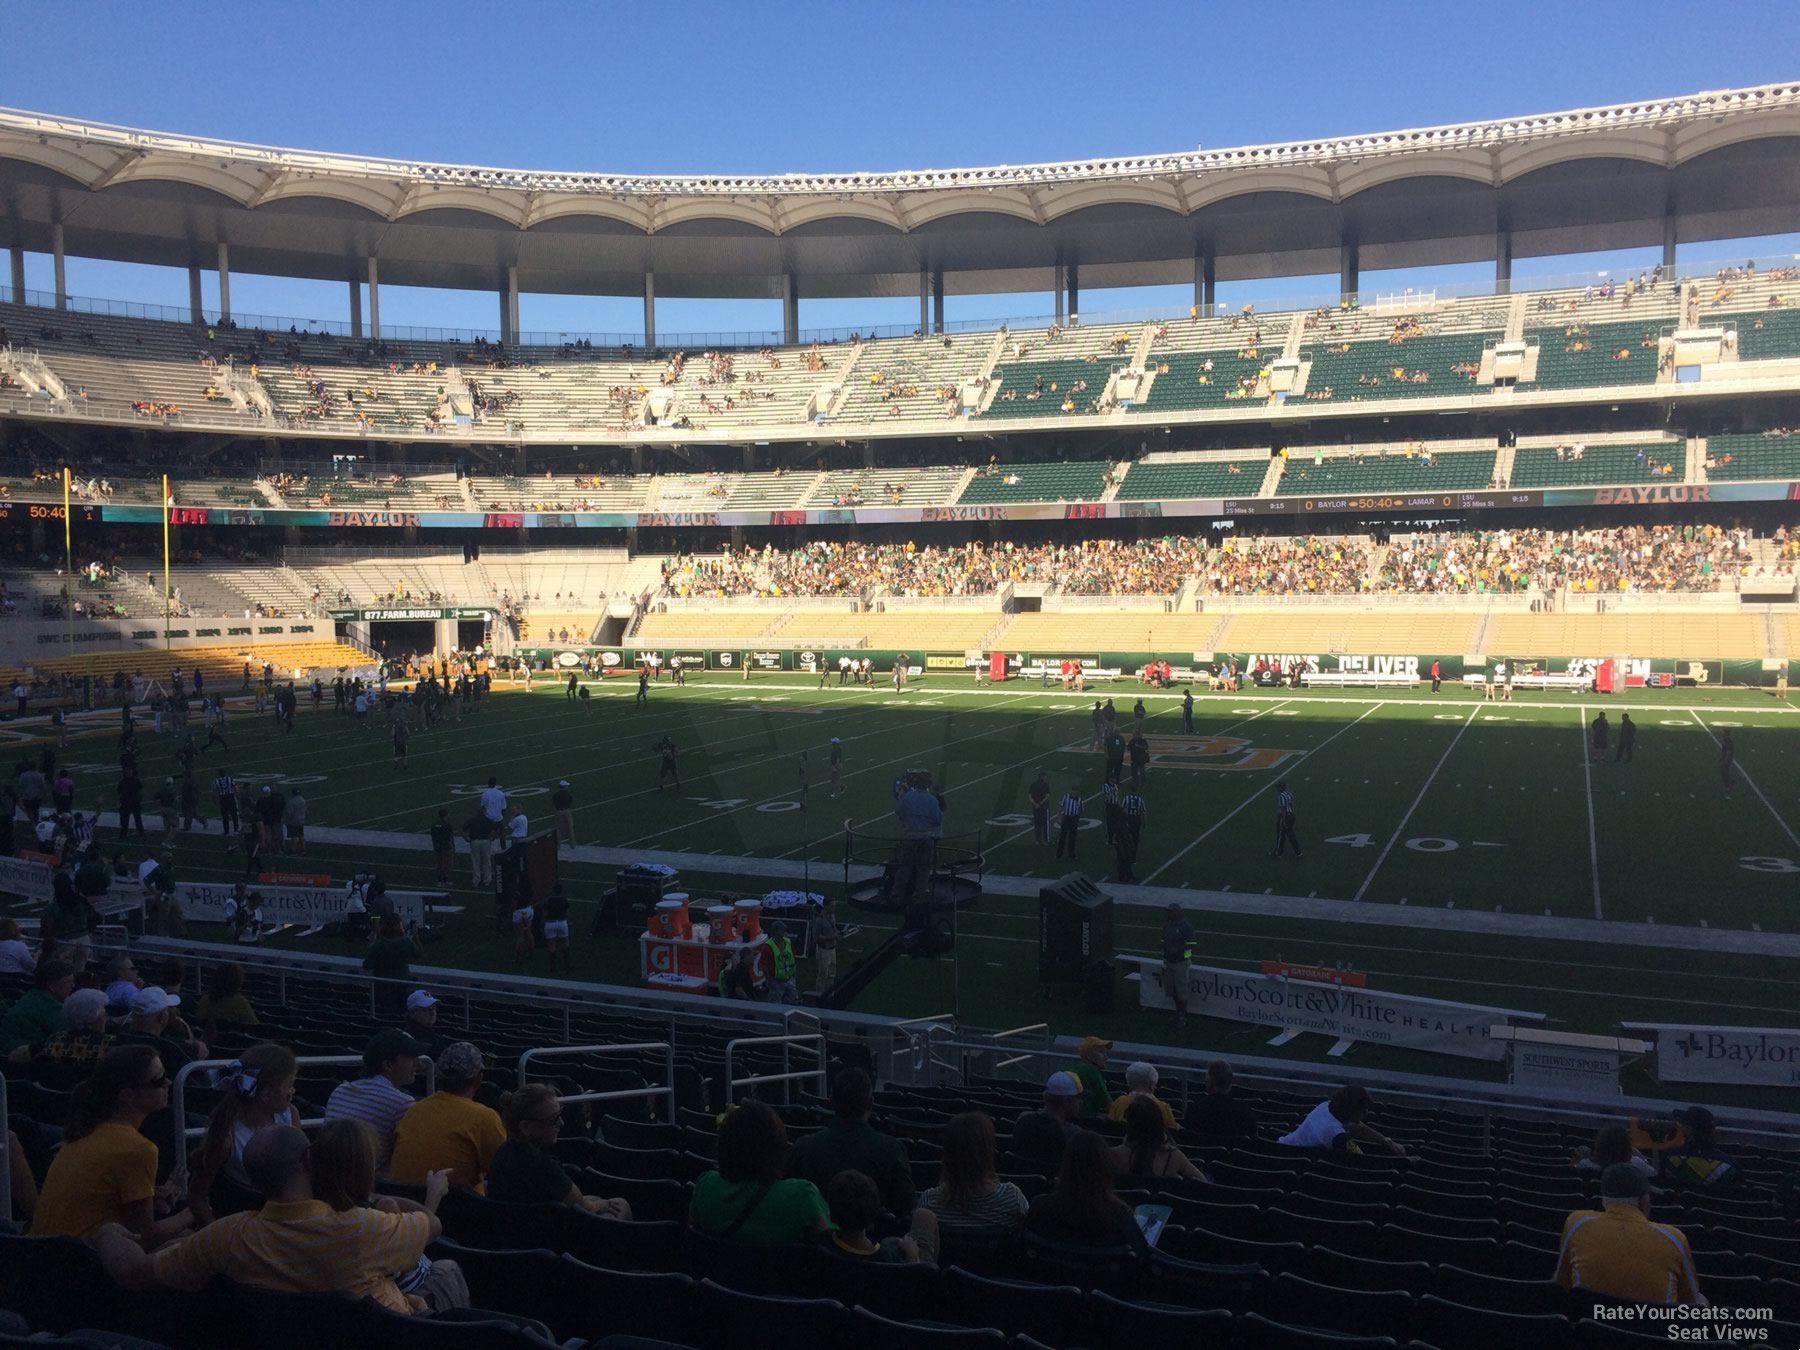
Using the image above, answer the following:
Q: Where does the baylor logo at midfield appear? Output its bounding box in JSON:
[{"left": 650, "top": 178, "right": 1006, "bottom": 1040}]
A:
[{"left": 1084, "top": 734, "right": 1301, "bottom": 772}]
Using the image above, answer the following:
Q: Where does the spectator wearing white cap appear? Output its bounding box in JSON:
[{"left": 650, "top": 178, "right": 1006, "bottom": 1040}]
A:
[
  {"left": 551, "top": 780, "right": 575, "bottom": 846},
  {"left": 1009, "top": 1071, "right": 1083, "bottom": 1175},
  {"left": 399, "top": 990, "right": 454, "bottom": 1062},
  {"left": 115, "top": 985, "right": 207, "bottom": 1072}
]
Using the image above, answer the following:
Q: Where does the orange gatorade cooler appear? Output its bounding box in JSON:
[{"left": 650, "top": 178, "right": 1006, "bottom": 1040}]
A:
[
  {"left": 656, "top": 895, "right": 692, "bottom": 939},
  {"left": 733, "top": 898, "right": 763, "bottom": 940},
  {"left": 706, "top": 905, "right": 736, "bottom": 942}
]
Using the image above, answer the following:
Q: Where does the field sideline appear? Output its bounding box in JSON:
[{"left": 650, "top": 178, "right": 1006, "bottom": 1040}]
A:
[{"left": 14, "top": 673, "right": 1800, "bottom": 1091}]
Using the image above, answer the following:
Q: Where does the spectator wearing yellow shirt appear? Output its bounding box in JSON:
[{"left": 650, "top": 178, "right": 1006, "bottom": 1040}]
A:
[
  {"left": 389, "top": 1042, "right": 505, "bottom": 1193},
  {"left": 1556, "top": 1163, "right": 1705, "bottom": 1307},
  {"left": 32, "top": 1044, "right": 191, "bottom": 1245}
]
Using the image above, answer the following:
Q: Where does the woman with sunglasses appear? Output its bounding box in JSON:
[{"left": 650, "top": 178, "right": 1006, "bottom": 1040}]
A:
[
  {"left": 486, "top": 1084, "right": 631, "bottom": 1219},
  {"left": 33, "top": 1044, "right": 192, "bottom": 1245}
]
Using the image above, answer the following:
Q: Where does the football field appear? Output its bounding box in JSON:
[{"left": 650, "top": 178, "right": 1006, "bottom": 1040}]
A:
[{"left": 29, "top": 672, "right": 1800, "bottom": 1090}]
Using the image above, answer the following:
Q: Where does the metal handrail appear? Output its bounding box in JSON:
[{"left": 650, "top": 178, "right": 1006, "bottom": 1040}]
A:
[
  {"left": 723, "top": 1033, "right": 826, "bottom": 1106},
  {"left": 516, "top": 1041, "right": 677, "bottom": 1125},
  {"left": 170, "top": 1053, "right": 436, "bottom": 1175}
]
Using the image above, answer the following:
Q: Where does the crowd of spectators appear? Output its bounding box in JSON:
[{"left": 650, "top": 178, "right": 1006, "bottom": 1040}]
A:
[{"left": 1373, "top": 524, "right": 1754, "bottom": 595}]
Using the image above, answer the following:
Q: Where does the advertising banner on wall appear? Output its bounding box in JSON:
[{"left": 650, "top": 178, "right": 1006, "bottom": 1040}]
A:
[
  {"left": 1623, "top": 1023, "right": 1800, "bottom": 1088},
  {"left": 1125, "top": 958, "right": 1536, "bottom": 1061},
  {"left": 177, "top": 881, "right": 432, "bottom": 930}
]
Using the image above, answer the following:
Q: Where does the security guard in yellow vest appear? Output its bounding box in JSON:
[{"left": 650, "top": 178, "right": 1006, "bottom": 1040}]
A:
[{"left": 764, "top": 920, "right": 800, "bottom": 1005}]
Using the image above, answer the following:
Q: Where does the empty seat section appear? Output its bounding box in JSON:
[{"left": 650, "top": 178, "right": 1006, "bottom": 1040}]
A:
[
  {"left": 956, "top": 462, "right": 1113, "bottom": 504},
  {"left": 1274, "top": 450, "right": 1496, "bottom": 495},
  {"left": 1216, "top": 613, "right": 1481, "bottom": 654},
  {"left": 1509, "top": 441, "right": 1683, "bottom": 487},
  {"left": 1001, "top": 611, "right": 1219, "bottom": 651},
  {"left": 1703, "top": 432, "right": 1800, "bottom": 482},
  {"left": 1486, "top": 612, "right": 1766, "bottom": 659},
  {"left": 1116, "top": 456, "right": 1265, "bottom": 499}
]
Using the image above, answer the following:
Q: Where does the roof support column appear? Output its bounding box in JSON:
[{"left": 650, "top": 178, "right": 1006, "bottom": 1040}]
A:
[
  {"left": 1053, "top": 264, "right": 1064, "bottom": 324},
  {"left": 918, "top": 268, "right": 929, "bottom": 335},
  {"left": 10, "top": 246, "right": 26, "bottom": 305},
  {"left": 1338, "top": 238, "right": 1359, "bottom": 305},
  {"left": 1495, "top": 226, "right": 1513, "bottom": 295},
  {"left": 51, "top": 223, "right": 66, "bottom": 311},
  {"left": 1662, "top": 201, "right": 1678, "bottom": 272},
  {"left": 1065, "top": 262, "right": 1079, "bottom": 324},
  {"left": 643, "top": 272, "right": 656, "bottom": 348},
  {"left": 349, "top": 277, "right": 363, "bottom": 339},
  {"left": 781, "top": 273, "right": 798, "bottom": 344},
  {"left": 366, "top": 258, "right": 381, "bottom": 339},
  {"left": 501, "top": 266, "right": 520, "bottom": 346},
  {"left": 188, "top": 266, "right": 205, "bottom": 324},
  {"left": 216, "top": 242, "right": 231, "bottom": 322},
  {"left": 1194, "top": 247, "right": 1216, "bottom": 317},
  {"left": 931, "top": 269, "right": 944, "bottom": 335}
]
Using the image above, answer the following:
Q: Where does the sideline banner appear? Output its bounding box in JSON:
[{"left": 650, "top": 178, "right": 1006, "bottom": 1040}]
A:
[
  {"left": 177, "top": 881, "right": 431, "bottom": 930},
  {"left": 1623, "top": 1023, "right": 1800, "bottom": 1088},
  {"left": 0, "top": 854, "right": 56, "bottom": 904},
  {"left": 1125, "top": 958, "right": 1537, "bottom": 1061}
]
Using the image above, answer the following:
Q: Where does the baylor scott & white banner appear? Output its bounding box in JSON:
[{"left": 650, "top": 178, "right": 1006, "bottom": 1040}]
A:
[{"left": 1126, "top": 958, "right": 1536, "bottom": 1061}]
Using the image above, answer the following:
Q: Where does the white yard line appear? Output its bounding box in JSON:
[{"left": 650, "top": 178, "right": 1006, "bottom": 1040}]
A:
[
  {"left": 1579, "top": 706, "right": 1603, "bottom": 920},
  {"left": 1687, "top": 708, "right": 1800, "bottom": 849},
  {"left": 1352, "top": 704, "right": 1479, "bottom": 903},
  {"left": 1142, "top": 701, "right": 1384, "bottom": 885}
]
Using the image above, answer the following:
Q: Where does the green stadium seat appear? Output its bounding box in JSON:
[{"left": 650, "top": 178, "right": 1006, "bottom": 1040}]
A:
[
  {"left": 956, "top": 462, "right": 1112, "bottom": 504},
  {"left": 1273, "top": 449, "right": 1496, "bottom": 495},
  {"left": 1702, "top": 432, "right": 1800, "bottom": 482},
  {"left": 1508, "top": 442, "right": 1682, "bottom": 488},
  {"left": 1526, "top": 319, "right": 1663, "bottom": 389},
  {"left": 1116, "top": 457, "right": 1263, "bottom": 499},
  {"left": 1297, "top": 334, "right": 1487, "bottom": 403}
]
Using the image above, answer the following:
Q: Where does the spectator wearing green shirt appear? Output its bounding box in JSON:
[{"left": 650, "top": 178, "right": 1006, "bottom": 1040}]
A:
[
  {"left": 363, "top": 917, "right": 422, "bottom": 1015},
  {"left": 690, "top": 1101, "right": 830, "bottom": 1248},
  {"left": 1, "top": 960, "right": 76, "bottom": 1054},
  {"left": 1069, "top": 1037, "right": 1114, "bottom": 1118}
]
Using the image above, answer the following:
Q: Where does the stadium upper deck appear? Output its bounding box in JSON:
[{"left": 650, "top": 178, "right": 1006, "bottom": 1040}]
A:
[{"left": 1, "top": 84, "right": 1798, "bottom": 336}]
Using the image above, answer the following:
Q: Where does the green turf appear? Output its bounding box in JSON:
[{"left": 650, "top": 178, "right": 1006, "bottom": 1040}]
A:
[{"left": 23, "top": 673, "right": 1800, "bottom": 1088}]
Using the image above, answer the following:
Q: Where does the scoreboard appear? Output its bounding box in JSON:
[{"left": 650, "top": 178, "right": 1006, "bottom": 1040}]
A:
[{"left": 0, "top": 503, "right": 100, "bottom": 524}]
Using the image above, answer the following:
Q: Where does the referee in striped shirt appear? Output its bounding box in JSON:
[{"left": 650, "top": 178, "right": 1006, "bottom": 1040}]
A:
[
  {"left": 1055, "top": 783, "right": 1083, "bottom": 859},
  {"left": 1272, "top": 780, "right": 1301, "bottom": 858},
  {"left": 1100, "top": 774, "right": 1122, "bottom": 845},
  {"left": 214, "top": 768, "right": 239, "bottom": 836},
  {"left": 1116, "top": 787, "right": 1146, "bottom": 881}
]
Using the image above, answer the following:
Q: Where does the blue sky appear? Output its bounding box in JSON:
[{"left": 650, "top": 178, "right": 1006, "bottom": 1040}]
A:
[{"left": 8, "top": 0, "right": 1800, "bottom": 340}]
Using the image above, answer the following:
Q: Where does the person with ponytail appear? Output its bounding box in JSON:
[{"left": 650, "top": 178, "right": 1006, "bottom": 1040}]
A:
[
  {"left": 188, "top": 1041, "right": 297, "bottom": 1224},
  {"left": 32, "top": 1043, "right": 192, "bottom": 1244}
]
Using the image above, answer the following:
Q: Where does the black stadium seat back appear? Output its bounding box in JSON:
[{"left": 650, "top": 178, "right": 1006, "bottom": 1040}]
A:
[
  {"left": 1169, "top": 1225, "right": 1306, "bottom": 1274},
  {"left": 1301, "top": 1247, "right": 1432, "bottom": 1296},
  {"left": 942, "top": 1267, "right": 1085, "bottom": 1344},
  {"left": 815, "top": 1243, "right": 945, "bottom": 1320},
  {"left": 424, "top": 1241, "right": 563, "bottom": 1333},
  {"left": 1083, "top": 1290, "right": 1233, "bottom": 1345},
  {"left": 1019, "top": 1232, "right": 1141, "bottom": 1288},
  {"left": 222, "top": 1284, "right": 372, "bottom": 1350},
  {"left": 359, "top": 1301, "right": 558, "bottom": 1349},
  {"left": 849, "top": 1306, "right": 1007, "bottom": 1349},
  {"left": 122, "top": 1280, "right": 238, "bottom": 1350},
  {"left": 1238, "top": 1313, "right": 1399, "bottom": 1350},
  {"left": 436, "top": 1187, "right": 558, "bottom": 1250},
  {"left": 563, "top": 1258, "right": 699, "bottom": 1344},
  {"left": 560, "top": 1213, "right": 686, "bottom": 1272},
  {"left": 1143, "top": 1252, "right": 1269, "bottom": 1313},
  {"left": 1572, "top": 1318, "right": 1679, "bottom": 1348},
  {"left": 1268, "top": 1272, "right": 1416, "bottom": 1339},
  {"left": 1431, "top": 1263, "right": 1568, "bottom": 1316},
  {"left": 0, "top": 1234, "right": 122, "bottom": 1334},
  {"left": 683, "top": 1228, "right": 818, "bottom": 1297},
  {"left": 1417, "top": 1294, "right": 1575, "bottom": 1350},
  {"left": 573, "top": 1168, "right": 691, "bottom": 1224},
  {"left": 697, "top": 1278, "right": 848, "bottom": 1350}
]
